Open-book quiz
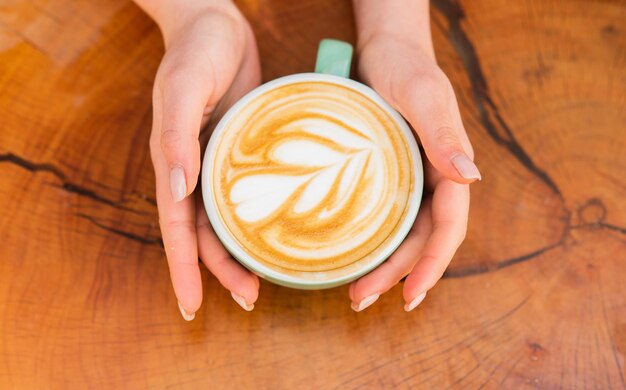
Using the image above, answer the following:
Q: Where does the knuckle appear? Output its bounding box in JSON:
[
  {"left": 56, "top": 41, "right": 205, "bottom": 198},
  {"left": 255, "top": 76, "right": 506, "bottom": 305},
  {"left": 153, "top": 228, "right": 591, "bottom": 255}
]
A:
[
  {"left": 387, "top": 257, "right": 411, "bottom": 280},
  {"left": 165, "top": 218, "right": 196, "bottom": 234},
  {"left": 214, "top": 255, "right": 234, "bottom": 269},
  {"left": 397, "top": 70, "right": 452, "bottom": 113},
  {"left": 161, "top": 128, "right": 182, "bottom": 146},
  {"left": 416, "top": 69, "right": 450, "bottom": 97},
  {"left": 159, "top": 59, "right": 189, "bottom": 85},
  {"left": 439, "top": 219, "right": 468, "bottom": 241},
  {"left": 396, "top": 75, "right": 423, "bottom": 104},
  {"left": 196, "top": 219, "right": 212, "bottom": 230},
  {"left": 418, "top": 74, "right": 443, "bottom": 94},
  {"left": 157, "top": 58, "right": 205, "bottom": 94},
  {"left": 160, "top": 129, "right": 185, "bottom": 158},
  {"left": 433, "top": 126, "right": 461, "bottom": 149}
]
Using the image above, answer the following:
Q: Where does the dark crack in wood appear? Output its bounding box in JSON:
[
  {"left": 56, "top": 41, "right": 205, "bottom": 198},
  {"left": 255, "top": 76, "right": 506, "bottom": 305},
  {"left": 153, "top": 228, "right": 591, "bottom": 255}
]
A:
[
  {"left": 0, "top": 151, "right": 67, "bottom": 179},
  {"left": 598, "top": 223, "right": 626, "bottom": 235},
  {"left": 443, "top": 240, "right": 563, "bottom": 279},
  {"left": 433, "top": 0, "right": 563, "bottom": 199},
  {"left": 53, "top": 183, "right": 144, "bottom": 214},
  {"left": 77, "top": 213, "right": 163, "bottom": 247},
  {"left": 138, "top": 194, "right": 157, "bottom": 206},
  {"left": 0, "top": 152, "right": 145, "bottom": 214},
  {"left": 447, "top": 202, "right": 624, "bottom": 278}
]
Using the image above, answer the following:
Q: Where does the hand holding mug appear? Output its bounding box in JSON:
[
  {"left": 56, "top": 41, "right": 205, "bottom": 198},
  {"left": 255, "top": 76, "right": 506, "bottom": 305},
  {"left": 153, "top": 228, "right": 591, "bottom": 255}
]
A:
[
  {"left": 139, "top": 0, "right": 263, "bottom": 319},
  {"left": 349, "top": 0, "right": 480, "bottom": 312},
  {"left": 137, "top": 0, "right": 481, "bottom": 319}
]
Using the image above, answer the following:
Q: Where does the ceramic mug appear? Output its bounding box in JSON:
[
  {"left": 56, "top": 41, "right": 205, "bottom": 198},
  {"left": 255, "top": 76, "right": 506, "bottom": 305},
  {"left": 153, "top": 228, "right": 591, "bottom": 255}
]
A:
[{"left": 201, "top": 39, "right": 423, "bottom": 289}]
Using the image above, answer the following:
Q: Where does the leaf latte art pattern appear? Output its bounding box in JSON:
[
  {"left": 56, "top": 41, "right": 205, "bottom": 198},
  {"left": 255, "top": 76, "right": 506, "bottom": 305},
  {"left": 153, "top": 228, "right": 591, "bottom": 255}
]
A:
[{"left": 212, "top": 81, "right": 414, "bottom": 278}]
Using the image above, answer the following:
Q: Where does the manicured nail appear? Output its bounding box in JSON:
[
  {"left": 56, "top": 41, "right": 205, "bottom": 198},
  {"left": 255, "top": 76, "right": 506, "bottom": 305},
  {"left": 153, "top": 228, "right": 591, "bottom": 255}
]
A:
[
  {"left": 231, "top": 292, "right": 254, "bottom": 311},
  {"left": 451, "top": 154, "right": 481, "bottom": 181},
  {"left": 170, "top": 165, "right": 187, "bottom": 202},
  {"left": 351, "top": 293, "right": 380, "bottom": 312},
  {"left": 178, "top": 301, "right": 195, "bottom": 321},
  {"left": 404, "top": 291, "right": 427, "bottom": 312}
]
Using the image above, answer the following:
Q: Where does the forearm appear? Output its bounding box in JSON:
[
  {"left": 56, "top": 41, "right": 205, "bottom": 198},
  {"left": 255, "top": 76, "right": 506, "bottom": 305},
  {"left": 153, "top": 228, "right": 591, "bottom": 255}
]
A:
[
  {"left": 352, "top": 0, "right": 434, "bottom": 59},
  {"left": 133, "top": 0, "right": 235, "bottom": 41}
]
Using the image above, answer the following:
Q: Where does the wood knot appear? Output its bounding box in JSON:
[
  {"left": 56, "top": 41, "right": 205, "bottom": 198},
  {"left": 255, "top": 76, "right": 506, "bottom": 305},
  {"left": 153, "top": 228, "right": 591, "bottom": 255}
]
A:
[
  {"left": 577, "top": 198, "right": 607, "bottom": 225},
  {"left": 601, "top": 24, "right": 618, "bottom": 39},
  {"left": 528, "top": 341, "right": 546, "bottom": 361},
  {"left": 522, "top": 61, "right": 553, "bottom": 85}
]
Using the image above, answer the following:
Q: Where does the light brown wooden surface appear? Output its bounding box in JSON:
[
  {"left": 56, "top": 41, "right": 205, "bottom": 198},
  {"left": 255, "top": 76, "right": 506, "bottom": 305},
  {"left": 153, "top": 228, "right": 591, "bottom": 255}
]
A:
[{"left": 1, "top": 0, "right": 625, "bottom": 388}]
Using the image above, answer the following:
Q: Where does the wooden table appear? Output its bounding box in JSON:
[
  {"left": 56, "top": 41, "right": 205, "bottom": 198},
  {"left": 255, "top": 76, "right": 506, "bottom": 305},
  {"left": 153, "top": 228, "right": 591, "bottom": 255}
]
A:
[{"left": 1, "top": 0, "right": 624, "bottom": 388}]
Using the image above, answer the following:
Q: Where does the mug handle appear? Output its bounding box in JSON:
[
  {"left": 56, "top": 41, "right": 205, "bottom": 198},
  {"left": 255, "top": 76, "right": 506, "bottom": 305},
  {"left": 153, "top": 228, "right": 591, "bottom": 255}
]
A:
[{"left": 315, "top": 39, "right": 353, "bottom": 78}]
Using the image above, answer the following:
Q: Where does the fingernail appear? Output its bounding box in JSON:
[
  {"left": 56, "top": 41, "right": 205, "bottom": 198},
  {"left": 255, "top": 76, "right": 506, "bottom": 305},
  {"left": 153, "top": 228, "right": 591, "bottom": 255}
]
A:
[
  {"left": 170, "top": 165, "right": 187, "bottom": 202},
  {"left": 351, "top": 293, "right": 380, "bottom": 312},
  {"left": 451, "top": 154, "right": 481, "bottom": 181},
  {"left": 231, "top": 292, "right": 254, "bottom": 312},
  {"left": 404, "top": 291, "right": 427, "bottom": 312},
  {"left": 178, "top": 301, "right": 195, "bottom": 321}
]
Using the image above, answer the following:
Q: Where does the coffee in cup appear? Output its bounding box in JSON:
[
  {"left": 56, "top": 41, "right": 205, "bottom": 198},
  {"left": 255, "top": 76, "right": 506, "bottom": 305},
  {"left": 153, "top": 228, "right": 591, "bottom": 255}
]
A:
[{"left": 202, "top": 40, "right": 423, "bottom": 289}]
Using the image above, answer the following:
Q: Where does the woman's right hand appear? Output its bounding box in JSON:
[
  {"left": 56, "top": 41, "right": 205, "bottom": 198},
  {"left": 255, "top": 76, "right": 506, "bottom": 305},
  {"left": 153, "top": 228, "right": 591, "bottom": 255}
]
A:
[{"left": 136, "top": 0, "right": 262, "bottom": 320}]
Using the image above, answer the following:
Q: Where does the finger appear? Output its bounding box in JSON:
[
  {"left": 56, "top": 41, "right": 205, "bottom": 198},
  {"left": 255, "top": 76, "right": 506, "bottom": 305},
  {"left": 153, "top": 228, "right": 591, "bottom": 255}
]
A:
[
  {"left": 400, "top": 72, "right": 480, "bottom": 183},
  {"left": 155, "top": 57, "right": 215, "bottom": 203},
  {"left": 151, "top": 73, "right": 205, "bottom": 320},
  {"left": 195, "top": 28, "right": 261, "bottom": 311},
  {"left": 155, "top": 22, "right": 246, "bottom": 203},
  {"left": 403, "top": 180, "right": 470, "bottom": 311},
  {"left": 149, "top": 14, "right": 252, "bottom": 320},
  {"left": 196, "top": 196, "right": 259, "bottom": 311},
  {"left": 151, "top": 49, "right": 239, "bottom": 320},
  {"left": 153, "top": 155, "right": 203, "bottom": 321},
  {"left": 151, "top": 59, "right": 217, "bottom": 320},
  {"left": 349, "top": 198, "right": 433, "bottom": 311},
  {"left": 149, "top": 77, "right": 205, "bottom": 320}
]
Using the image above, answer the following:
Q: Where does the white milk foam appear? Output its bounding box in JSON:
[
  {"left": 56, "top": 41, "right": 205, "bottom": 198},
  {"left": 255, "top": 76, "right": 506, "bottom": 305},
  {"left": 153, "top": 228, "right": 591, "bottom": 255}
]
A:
[
  {"left": 230, "top": 113, "right": 381, "bottom": 224},
  {"left": 212, "top": 80, "right": 413, "bottom": 275}
]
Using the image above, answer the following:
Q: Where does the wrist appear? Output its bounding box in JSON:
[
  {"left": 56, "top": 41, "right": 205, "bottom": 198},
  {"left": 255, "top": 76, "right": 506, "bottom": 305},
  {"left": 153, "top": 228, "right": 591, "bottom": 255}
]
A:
[
  {"left": 353, "top": 0, "right": 435, "bottom": 59},
  {"left": 135, "top": 0, "right": 238, "bottom": 46}
]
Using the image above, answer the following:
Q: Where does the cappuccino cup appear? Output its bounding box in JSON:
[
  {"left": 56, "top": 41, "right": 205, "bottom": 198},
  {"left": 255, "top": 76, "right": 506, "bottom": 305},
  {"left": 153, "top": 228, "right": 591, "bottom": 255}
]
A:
[{"left": 201, "top": 39, "right": 423, "bottom": 289}]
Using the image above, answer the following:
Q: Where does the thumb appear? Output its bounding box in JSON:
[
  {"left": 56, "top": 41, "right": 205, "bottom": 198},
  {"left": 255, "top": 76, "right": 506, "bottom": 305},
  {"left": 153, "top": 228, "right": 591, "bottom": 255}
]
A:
[
  {"left": 152, "top": 15, "right": 246, "bottom": 203},
  {"left": 153, "top": 54, "right": 227, "bottom": 202},
  {"left": 364, "top": 61, "right": 481, "bottom": 184},
  {"left": 153, "top": 65, "right": 212, "bottom": 202},
  {"left": 391, "top": 72, "right": 481, "bottom": 183}
]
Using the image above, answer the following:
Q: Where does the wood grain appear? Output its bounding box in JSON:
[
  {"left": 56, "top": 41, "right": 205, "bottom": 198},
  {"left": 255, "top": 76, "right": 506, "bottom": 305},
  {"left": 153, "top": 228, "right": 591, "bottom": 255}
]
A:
[{"left": 1, "top": 0, "right": 624, "bottom": 388}]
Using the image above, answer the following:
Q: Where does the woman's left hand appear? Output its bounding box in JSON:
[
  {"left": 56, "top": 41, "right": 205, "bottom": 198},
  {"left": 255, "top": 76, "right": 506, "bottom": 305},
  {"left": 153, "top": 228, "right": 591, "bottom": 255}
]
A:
[{"left": 349, "top": 32, "right": 480, "bottom": 312}]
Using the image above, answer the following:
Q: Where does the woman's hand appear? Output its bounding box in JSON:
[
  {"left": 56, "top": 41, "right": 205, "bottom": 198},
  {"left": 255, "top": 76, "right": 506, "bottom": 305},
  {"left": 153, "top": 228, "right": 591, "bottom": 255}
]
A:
[
  {"left": 350, "top": 0, "right": 480, "bottom": 312},
  {"left": 136, "top": 0, "right": 262, "bottom": 319}
]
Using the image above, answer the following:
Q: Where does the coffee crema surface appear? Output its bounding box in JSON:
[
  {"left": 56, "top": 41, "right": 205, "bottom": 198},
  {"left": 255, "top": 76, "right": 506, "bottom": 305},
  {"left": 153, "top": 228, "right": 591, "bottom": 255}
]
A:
[{"left": 211, "top": 81, "right": 415, "bottom": 280}]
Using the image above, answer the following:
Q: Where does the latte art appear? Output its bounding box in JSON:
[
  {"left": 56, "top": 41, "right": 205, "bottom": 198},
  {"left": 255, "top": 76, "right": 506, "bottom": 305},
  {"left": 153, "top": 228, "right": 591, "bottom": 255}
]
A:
[{"left": 211, "top": 81, "right": 415, "bottom": 279}]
